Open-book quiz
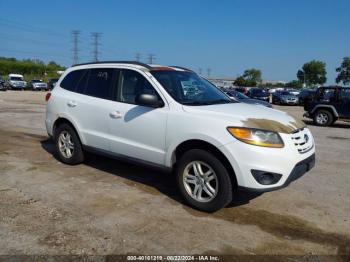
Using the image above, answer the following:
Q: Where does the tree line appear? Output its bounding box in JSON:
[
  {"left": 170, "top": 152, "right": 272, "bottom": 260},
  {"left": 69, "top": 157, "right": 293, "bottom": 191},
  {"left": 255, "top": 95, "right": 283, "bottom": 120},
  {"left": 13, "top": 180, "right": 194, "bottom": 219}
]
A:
[
  {"left": 233, "top": 57, "right": 350, "bottom": 88},
  {"left": 0, "top": 57, "right": 65, "bottom": 81}
]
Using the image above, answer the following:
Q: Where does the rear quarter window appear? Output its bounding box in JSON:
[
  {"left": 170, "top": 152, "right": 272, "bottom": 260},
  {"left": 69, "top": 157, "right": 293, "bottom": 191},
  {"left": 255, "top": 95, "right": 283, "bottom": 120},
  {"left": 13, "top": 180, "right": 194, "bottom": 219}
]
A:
[{"left": 60, "top": 69, "right": 85, "bottom": 92}]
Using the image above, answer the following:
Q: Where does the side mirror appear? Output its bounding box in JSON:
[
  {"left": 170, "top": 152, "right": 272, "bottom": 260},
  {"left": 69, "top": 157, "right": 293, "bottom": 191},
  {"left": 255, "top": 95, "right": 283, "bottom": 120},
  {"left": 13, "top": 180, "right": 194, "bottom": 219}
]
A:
[{"left": 136, "top": 93, "right": 164, "bottom": 108}]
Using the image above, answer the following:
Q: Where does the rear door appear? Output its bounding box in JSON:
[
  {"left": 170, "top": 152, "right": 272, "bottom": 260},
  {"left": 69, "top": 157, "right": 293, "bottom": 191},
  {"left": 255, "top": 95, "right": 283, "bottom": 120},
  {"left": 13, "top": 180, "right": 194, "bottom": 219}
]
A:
[
  {"left": 62, "top": 68, "right": 118, "bottom": 151},
  {"left": 108, "top": 69, "right": 168, "bottom": 166}
]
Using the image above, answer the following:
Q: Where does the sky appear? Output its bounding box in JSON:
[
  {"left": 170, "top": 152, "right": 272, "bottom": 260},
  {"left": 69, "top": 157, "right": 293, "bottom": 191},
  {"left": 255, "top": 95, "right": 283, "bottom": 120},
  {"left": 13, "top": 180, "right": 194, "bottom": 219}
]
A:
[{"left": 0, "top": 0, "right": 349, "bottom": 83}]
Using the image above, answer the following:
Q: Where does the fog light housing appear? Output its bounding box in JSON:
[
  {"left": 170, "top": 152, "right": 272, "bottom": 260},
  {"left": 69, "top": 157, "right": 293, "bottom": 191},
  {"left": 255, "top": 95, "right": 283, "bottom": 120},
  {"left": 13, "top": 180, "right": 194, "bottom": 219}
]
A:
[{"left": 251, "top": 170, "right": 282, "bottom": 185}]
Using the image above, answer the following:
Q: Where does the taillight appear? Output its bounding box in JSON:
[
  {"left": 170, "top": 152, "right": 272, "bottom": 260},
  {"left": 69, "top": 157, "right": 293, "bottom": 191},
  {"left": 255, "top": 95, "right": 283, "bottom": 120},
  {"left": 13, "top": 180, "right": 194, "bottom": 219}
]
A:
[{"left": 45, "top": 92, "right": 51, "bottom": 102}]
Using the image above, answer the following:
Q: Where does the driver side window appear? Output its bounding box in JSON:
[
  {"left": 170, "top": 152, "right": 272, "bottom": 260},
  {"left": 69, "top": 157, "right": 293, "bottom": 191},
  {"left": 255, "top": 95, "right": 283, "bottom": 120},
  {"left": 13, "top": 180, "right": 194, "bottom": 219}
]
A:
[{"left": 117, "top": 69, "right": 160, "bottom": 104}]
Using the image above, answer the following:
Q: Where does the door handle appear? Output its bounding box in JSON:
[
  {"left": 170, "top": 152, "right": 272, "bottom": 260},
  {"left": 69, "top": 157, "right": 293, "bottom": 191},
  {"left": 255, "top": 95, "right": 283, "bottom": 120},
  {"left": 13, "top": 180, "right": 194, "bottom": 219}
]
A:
[
  {"left": 67, "top": 101, "right": 77, "bottom": 107},
  {"left": 109, "top": 111, "right": 122, "bottom": 119}
]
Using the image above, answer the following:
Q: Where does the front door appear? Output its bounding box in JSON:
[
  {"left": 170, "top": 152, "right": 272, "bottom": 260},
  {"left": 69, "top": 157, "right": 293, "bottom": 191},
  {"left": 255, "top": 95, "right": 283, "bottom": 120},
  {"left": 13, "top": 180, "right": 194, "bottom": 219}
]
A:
[{"left": 109, "top": 69, "right": 168, "bottom": 166}]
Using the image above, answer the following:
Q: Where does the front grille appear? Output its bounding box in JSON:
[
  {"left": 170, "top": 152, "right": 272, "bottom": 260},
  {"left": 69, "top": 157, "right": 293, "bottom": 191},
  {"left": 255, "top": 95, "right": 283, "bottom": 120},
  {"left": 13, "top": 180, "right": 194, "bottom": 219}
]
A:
[{"left": 290, "top": 128, "right": 313, "bottom": 154}]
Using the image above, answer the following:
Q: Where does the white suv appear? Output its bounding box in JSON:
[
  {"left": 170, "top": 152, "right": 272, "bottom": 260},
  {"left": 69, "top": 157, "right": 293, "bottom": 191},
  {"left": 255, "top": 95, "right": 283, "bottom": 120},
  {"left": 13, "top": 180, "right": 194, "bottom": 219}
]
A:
[{"left": 45, "top": 61, "right": 315, "bottom": 212}]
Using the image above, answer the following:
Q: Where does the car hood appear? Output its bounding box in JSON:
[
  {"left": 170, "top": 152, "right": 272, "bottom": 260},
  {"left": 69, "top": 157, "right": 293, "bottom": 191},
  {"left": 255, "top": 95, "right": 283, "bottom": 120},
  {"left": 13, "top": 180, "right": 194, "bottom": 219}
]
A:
[
  {"left": 281, "top": 95, "right": 297, "bottom": 99},
  {"left": 241, "top": 98, "right": 271, "bottom": 107},
  {"left": 182, "top": 103, "right": 305, "bottom": 134},
  {"left": 251, "top": 93, "right": 268, "bottom": 97}
]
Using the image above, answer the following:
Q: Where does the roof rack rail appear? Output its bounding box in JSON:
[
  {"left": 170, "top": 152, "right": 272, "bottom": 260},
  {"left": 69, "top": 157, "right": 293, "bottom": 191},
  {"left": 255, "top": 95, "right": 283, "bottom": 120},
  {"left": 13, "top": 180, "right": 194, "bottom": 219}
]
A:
[
  {"left": 72, "top": 61, "right": 152, "bottom": 69},
  {"left": 169, "top": 66, "right": 194, "bottom": 72}
]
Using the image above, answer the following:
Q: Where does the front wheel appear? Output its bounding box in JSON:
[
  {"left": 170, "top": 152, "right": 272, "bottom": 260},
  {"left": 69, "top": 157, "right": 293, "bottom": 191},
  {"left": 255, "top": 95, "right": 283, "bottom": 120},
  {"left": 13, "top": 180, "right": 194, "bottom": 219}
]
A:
[
  {"left": 55, "top": 123, "right": 84, "bottom": 165},
  {"left": 176, "top": 149, "right": 233, "bottom": 212},
  {"left": 313, "top": 109, "right": 334, "bottom": 126}
]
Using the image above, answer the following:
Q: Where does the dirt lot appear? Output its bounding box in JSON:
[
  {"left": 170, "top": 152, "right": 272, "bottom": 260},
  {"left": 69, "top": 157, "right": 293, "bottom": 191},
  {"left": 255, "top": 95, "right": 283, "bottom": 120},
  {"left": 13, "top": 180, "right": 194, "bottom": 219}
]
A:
[{"left": 0, "top": 91, "right": 349, "bottom": 257}]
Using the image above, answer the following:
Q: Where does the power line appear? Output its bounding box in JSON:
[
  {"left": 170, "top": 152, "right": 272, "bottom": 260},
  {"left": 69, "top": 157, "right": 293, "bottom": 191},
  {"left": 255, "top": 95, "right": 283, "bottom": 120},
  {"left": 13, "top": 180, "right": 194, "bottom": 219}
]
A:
[
  {"left": 72, "top": 30, "right": 81, "bottom": 65},
  {"left": 91, "top": 32, "right": 102, "bottom": 62},
  {"left": 0, "top": 18, "right": 67, "bottom": 38},
  {"left": 0, "top": 48, "right": 71, "bottom": 60},
  {"left": 0, "top": 32, "right": 68, "bottom": 48},
  {"left": 207, "top": 68, "right": 211, "bottom": 77},
  {"left": 148, "top": 54, "right": 156, "bottom": 64},
  {"left": 135, "top": 52, "right": 142, "bottom": 62}
]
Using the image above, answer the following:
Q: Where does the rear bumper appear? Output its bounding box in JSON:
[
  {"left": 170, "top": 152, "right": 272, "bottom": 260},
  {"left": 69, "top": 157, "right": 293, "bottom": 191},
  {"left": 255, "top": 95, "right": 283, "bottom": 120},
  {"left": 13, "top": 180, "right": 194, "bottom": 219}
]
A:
[{"left": 238, "top": 153, "right": 315, "bottom": 192}]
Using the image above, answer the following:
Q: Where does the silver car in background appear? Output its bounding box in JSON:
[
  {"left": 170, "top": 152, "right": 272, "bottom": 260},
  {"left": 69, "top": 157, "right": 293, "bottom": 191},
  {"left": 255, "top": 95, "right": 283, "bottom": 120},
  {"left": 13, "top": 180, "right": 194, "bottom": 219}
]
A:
[
  {"left": 272, "top": 90, "right": 299, "bottom": 105},
  {"left": 29, "top": 79, "right": 48, "bottom": 91}
]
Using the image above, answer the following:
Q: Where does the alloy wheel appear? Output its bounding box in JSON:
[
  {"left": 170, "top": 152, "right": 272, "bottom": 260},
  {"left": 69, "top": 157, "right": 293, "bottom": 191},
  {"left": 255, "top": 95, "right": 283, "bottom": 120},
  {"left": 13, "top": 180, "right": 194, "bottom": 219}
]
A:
[
  {"left": 316, "top": 113, "right": 328, "bottom": 125},
  {"left": 183, "top": 161, "right": 218, "bottom": 203},
  {"left": 58, "top": 131, "right": 74, "bottom": 158}
]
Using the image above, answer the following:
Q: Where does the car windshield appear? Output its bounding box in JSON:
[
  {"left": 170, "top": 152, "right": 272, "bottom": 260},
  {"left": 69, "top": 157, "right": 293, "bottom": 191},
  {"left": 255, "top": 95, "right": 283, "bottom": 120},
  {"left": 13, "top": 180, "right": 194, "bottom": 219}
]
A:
[
  {"left": 151, "top": 70, "right": 232, "bottom": 105},
  {"left": 32, "top": 80, "right": 42, "bottom": 83},
  {"left": 10, "top": 77, "right": 23, "bottom": 81},
  {"left": 251, "top": 89, "right": 267, "bottom": 95},
  {"left": 280, "top": 91, "right": 291, "bottom": 95}
]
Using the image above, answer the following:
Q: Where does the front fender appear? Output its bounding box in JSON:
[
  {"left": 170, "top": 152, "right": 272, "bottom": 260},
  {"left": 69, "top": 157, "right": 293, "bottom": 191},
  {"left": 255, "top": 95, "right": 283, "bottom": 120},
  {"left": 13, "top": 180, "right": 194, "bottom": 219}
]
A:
[{"left": 165, "top": 133, "right": 230, "bottom": 168}]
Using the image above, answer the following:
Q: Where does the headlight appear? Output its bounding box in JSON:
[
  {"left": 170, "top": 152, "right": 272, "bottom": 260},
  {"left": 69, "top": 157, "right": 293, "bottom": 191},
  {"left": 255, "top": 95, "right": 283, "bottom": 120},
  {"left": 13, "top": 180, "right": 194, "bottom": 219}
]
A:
[{"left": 227, "top": 127, "right": 284, "bottom": 148}]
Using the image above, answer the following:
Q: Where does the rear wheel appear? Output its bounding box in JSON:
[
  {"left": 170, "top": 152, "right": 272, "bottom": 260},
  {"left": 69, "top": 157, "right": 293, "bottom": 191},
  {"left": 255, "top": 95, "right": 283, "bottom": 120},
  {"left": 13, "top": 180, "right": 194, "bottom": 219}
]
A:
[
  {"left": 313, "top": 109, "right": 334, "bottom": 126},
  {"left": 176, "top": 149, "right": 233, "bottom": 212},
  {"left": 55, "top": 123, "right": 84, "bottom": 165}
]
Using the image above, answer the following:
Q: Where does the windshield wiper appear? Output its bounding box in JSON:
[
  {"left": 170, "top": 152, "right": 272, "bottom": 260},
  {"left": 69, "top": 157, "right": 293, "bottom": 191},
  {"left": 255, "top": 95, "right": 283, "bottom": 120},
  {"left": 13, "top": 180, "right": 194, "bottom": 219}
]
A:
[
  {"left": 206, "top": 99, "right": 233, "bottom": 105},
  {"left": 182, "top": 101, "right": 212, "bottom": 105},
  {"left": 182, "top": 99, "right": 232, "bottom": 106}
]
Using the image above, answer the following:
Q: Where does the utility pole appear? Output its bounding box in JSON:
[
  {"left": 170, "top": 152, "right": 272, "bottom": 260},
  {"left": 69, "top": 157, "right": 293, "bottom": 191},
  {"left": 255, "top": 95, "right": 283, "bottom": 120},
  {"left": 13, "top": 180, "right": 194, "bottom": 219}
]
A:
[
  {"left": 207, "top": 68, "right": 211, "bottom": 78},
  {"left": 135, "top": 53, "right": 141, "bottom": 62},
  {"left": 71, "top": 30, "right": 80, "bottom": 65},
  {"left": 91, "top": 32, "right": 102, "bottom": 62},
  {"left": 148, "top": 54, "right": 156, "bottom": 64}
]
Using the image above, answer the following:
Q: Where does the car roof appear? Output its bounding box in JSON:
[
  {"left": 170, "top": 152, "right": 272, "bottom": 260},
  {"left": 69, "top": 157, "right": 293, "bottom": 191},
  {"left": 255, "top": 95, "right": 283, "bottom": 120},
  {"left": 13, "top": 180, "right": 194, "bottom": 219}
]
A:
[
  {"left": 71, "top": 61, "right": 193, "bottom": 73},
  {"left": 9, "top": 74, "right": 23, "bottom": 77}
]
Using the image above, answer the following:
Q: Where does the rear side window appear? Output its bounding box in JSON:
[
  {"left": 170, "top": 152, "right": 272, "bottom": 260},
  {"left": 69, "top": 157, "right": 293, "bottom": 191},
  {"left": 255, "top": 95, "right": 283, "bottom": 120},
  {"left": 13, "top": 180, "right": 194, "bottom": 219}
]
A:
[
  {"left": 60, "top": 70, "right": 85, "bottom": 91},
  {"left": 83, "top": 68, "right": 115, "bottom": 100}
]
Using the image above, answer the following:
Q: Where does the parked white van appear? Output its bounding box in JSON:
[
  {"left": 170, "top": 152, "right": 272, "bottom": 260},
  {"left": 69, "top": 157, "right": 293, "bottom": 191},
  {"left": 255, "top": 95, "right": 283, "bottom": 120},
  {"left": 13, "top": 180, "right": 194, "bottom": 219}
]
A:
[
  {"left": 7, "top": 74, "right": 27, "bottom": 90},
  {"left": 45, "top": 61, "right": 316, "bottom": 212}
]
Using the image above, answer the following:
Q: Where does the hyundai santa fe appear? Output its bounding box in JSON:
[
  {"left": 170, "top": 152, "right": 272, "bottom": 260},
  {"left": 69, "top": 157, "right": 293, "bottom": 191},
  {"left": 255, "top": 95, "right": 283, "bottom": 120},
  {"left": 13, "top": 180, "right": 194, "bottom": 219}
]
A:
[{"left": 45, "top": 61, "right": 316, "bottom": 212}]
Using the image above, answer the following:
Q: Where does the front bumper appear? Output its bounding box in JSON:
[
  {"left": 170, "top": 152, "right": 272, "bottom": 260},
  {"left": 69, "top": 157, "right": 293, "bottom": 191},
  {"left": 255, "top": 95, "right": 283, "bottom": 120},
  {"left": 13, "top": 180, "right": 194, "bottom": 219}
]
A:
[
  {"left": 238, "top": 153, "right": 315, "bottom": 192},
  {"left": 220, "top": 128, "right": 315, "bottom": 192},
  {"left": 282, "top": 100, "right": 298, "bottom": 105}
]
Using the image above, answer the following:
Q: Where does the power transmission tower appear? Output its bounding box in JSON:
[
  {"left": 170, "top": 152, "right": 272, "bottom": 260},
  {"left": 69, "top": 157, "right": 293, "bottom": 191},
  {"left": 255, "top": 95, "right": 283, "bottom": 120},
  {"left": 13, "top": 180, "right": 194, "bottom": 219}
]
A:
[
  {"left": 207, "top": 68, "right": 211, "bottom": 77},
  {"left": 71, "top": 30, "right": 80, "bottom": 65},
  {"left": 135, "top": 53, "right": 141, "bottom": 62},
  {"left": 91, "top": 32, "right": 102, "bottom": 62},
  {"left": 148, "top": 54, "right": 156, "bottom": 64}
]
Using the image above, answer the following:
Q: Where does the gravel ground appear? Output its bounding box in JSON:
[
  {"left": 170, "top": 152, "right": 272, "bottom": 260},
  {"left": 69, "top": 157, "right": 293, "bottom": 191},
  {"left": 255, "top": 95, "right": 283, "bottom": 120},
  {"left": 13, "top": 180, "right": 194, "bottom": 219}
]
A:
[{"left": 0, "top": 91, "right": 349, "bottom": 258}]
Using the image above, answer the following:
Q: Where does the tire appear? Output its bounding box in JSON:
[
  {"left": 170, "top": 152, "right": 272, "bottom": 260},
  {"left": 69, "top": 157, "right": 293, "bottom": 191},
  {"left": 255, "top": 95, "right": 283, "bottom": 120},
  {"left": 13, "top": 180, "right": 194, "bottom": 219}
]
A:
[
  {"left": 175, "top": 149, "right": 233, "bottom": 212},
  {"left": 54, "top": 123, "right": 84, "bottom": 165},
  {"left": 313, "top": 109, "right": 334, "bottom": 127}
]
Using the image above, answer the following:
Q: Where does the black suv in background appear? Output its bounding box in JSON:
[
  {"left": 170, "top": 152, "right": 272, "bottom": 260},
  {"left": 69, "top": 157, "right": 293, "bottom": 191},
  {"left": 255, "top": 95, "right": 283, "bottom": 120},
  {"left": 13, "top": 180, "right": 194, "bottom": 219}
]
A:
[
  {"left": 304, "top": 86, "right": 350, "bottom": 126},
  {"left": 246, "top": 88, "right": 269, "bottom": 102},
  {"left": 298, "top": 89, "right": 316, "bottom": 105},
  {"left": 48, "top": 78, "right": 59, "bottom": 89}
]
